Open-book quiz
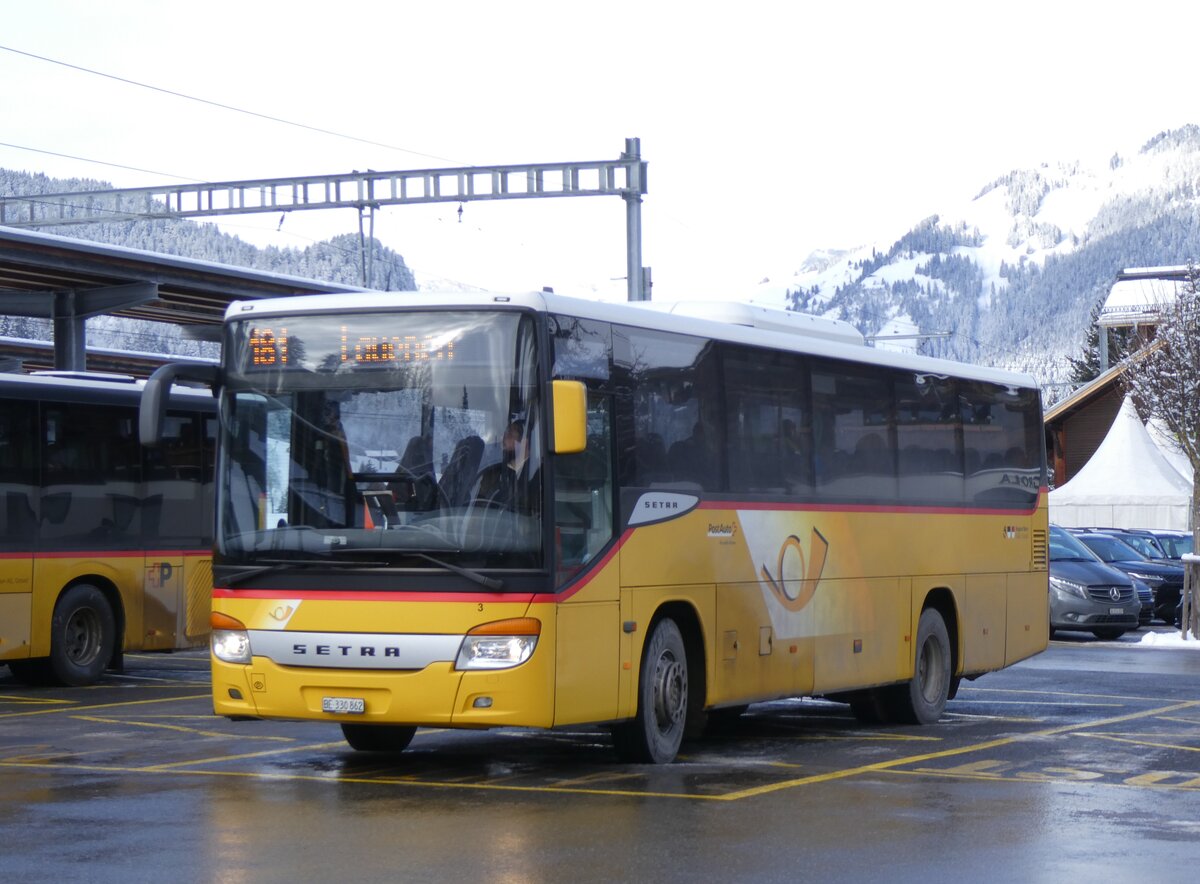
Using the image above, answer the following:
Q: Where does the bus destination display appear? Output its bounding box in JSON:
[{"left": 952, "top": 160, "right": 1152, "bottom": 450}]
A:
[{"left": 246, "top": 326, "right": 455, "bottom": 370}]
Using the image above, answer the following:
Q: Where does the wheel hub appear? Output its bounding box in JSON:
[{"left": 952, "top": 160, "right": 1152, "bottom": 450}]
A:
[{"left": 652, "top": 652, "right": 687, "bottom": 731}]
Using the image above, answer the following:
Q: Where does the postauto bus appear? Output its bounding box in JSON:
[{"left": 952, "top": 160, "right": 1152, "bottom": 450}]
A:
[{"left": 141, "top": 291, "right": 1048, "bottom": 763}]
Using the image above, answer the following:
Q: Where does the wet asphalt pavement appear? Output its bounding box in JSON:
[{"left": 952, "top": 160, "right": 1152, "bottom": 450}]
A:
[{"left": 2, "top": 629, "right": 1199, "bottom": 883}]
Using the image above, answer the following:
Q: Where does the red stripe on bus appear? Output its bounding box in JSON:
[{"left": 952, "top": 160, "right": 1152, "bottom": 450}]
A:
[
  {"left": 213, "top": 587, "right": 538, "bottom": 604},
  {"left": 0, "top": 549, "right": 209, "bottom": 559}
]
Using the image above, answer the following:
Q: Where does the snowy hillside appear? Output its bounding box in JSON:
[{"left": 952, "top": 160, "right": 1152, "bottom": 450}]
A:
[
  {"left": 753, "top": 125, "right": 1200, "bottom": 392},
  {"left": 0, "top": 167, "right": 417, "bottom": 358}
]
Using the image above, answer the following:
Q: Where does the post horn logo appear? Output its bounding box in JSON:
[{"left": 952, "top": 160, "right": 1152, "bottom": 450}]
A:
[{"left": 761, "top": 527, "right": 829, "bottom": 612}]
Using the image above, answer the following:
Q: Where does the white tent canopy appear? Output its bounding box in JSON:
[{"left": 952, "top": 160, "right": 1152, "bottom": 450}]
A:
[
  {"left": 1050, "top": 396, "right": 1193, "bottom": 530},
  {"left": 1146, "top": 417, "right": 1194, "bottom": 483}
]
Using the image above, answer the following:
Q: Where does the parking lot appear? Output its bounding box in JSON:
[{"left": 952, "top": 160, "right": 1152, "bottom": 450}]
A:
[{"left": 3, "top": 629, "right": 1199, "bottom": 883}]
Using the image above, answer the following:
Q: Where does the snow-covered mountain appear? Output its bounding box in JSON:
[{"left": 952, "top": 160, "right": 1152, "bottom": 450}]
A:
[{"left": 750, "top": 125, "right": 1200, "bottom": 390}]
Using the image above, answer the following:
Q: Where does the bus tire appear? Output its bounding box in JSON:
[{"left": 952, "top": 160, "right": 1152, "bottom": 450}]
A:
[
  {"left": 48, "top": 584, "right": 116, "bottom": 686},
  {"left": 889, "top": 608, "right": 951, "bottom": 725},
  {"left": 611, "top": 617, "right": 688, "bottom": 764},
  {"left": 340, "top": 723, "right": 417, "bottom": 752}
]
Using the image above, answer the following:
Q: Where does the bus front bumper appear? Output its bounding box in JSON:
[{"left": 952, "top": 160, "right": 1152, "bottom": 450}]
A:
[{"left": 211, "top": 653, "right": 555, "bottom": 729}]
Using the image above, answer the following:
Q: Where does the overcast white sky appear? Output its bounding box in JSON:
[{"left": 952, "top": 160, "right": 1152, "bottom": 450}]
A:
[{"left": 3, "top": 0, "right": 1199, "bottom": 301}]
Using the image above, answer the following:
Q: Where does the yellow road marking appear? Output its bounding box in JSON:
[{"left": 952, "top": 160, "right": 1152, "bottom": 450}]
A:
[
  {"left": 0, "top": 758, "right": 719, "bottom": 799},
  {"left": 1078, "top": 733, "right": 1200, "bottom": 753},
  {"left": 952, "top": 700, "right": 1126, "bottom": 707},
  {"left": 944, "top": 713, "right": 1043, "bottom": 723},
  {"left": 548, "top": 771, "right": 646, "bottom": 788},
  {"left": 72, "top": 715, "right": 294, "bottom": 741},
  {"left": 0, "top": 695, "right": 73, "bottom": 706},
  {"left": 720, "top": 700, "right": 1200, "bottom": 801},
  {"left": 134, "top": 741, "right": 349, "bottom": 771},
  {"left": 961, "top": 686, "right": 1171, "bottom": 703},
  {"left": 2, "top": 692, "right": 1197, "bottom": 802},
  {"left": 1159, "top": 715, "right": 1200, "bottom": 725},
  {"left": 889, "top": 767, "right": 1200, "bottom": 790},
  {"left": 0, "top": 693, "right": 209, "bottom": 720}
]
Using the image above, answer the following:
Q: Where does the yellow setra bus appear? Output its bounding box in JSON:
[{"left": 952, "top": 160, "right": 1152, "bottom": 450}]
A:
[
  {"left": 142, "top": 292, "right": 1048, "bottom": 763},
  {"left": 1, "top": 372, "right": 216, "bottom": 686}
]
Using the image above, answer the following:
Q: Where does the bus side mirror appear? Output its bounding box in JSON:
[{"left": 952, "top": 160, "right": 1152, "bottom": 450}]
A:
[
  {"left": 140, "top": 362, "right": 221, "bottom": 446},
  {"left": 551, "top": 380, "right": 587, "bottom": 454}
]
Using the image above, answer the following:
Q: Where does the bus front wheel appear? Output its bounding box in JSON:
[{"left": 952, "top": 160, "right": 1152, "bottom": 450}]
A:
[
  {"left": 340, "top": 723, "right": 417, "bottom": 753},
  {"left": 889, "top": 608, "right": 951, "bottom": 724},
  {"left": 49, "top": 585, "right": 116, "bottom": 687},
  {"left": 611, "top": 617, "right": 688, "bottom": 764}
]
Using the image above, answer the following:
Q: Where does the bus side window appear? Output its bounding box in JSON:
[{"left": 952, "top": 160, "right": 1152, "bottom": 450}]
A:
[
  {"left": 894, "top": 373, "right": 963, "bottom": 506},
  {"left": 553, "top": 393, "right": 613, "bottom": 584},
  {"left": 142, "top": 413, "right": 206, "bottom": 545},
  {"left": 961, "top": 382, "right": 1041, "bottom": 508},
  {"left": 811, "top": 362, "right": 897, "bottom": 504},
  {"left": 40, "top": 404, "right": 141, "bottom": 547},
  {"left": 0, "top": 397, "right": 37, "bottom": 546},
  {"left": 723, "top": 345, "right": 812, "bottom": 496},
  {"left": 617, "top": 326, "right": 720, "bottom": 491}
]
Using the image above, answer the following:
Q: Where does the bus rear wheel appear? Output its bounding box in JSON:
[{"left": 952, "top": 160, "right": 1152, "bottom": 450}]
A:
[
  {"left": 611, "top": 617, "right": 688, "bottom": 764},
  {"left": 49, "top": 585, "right": 116, "bottom": 687},
  {"left": 888, "top": 608, "right": 951, "bottom": 725},
  {"left": 340, "top": 723, "right": 417, "bottom": 753}
]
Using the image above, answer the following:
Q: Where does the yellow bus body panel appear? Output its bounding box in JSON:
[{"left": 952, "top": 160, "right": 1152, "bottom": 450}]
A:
[
  {"left": 211, "top": 494, "right": 1047, "bottom": 729},
  {"left": 0, "top": 556, "right": 33, "bottom": 661},
  {"left": 12, "top": 551, "right": 211, "bottom": 659}
]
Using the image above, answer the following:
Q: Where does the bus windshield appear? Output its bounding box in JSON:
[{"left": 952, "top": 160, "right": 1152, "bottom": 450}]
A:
[{"left": 217, "top": 309, "right": 544, "bottom": 572}]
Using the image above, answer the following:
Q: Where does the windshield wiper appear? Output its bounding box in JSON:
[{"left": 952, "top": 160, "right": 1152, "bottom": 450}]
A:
[
  {"left": 218, "top": 556, "right": 389, "bottom": 587},
  {"left": 332, "top": 547, "right": 503, "bottom": 591},
  {"left": 409, "top": 551, "right": 504, "bottom": 591}
]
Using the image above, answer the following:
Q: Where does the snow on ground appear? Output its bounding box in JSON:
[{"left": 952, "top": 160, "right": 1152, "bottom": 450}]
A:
[{"left": 1131, "top": 630, "right": 1199, "bottom": 648}]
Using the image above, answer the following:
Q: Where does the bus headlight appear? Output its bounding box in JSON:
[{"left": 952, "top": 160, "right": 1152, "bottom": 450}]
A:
[
  {"left": 211, "top": 612, "right": 252, "bottom": 664},
  {"left": 456, "top": 618, "right": 540, "bottom": 670}
]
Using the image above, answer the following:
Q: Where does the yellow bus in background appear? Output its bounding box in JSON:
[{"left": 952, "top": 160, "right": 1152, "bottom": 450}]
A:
[
  {"left": 1, "top": 373, "right": 215, "bottom": 686},
  {"left": 143, "top": 292, "right": 1047, "bottom": 763}
]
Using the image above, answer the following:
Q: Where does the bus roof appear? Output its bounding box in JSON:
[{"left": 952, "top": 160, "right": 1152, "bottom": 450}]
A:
[
  {"left": 0, "top": 370, "right": 216, "bottom": 404},
  {"left": 224, "top": 290, "right": 1037, "bottom": 390}
]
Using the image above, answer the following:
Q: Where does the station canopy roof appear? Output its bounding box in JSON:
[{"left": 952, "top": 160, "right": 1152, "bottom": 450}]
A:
[{"left": 0, "top": 225, "right": 368, "bottom": 375}]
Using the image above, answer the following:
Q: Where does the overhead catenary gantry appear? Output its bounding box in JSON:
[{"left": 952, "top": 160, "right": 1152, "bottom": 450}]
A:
[{"left": 0, "top": 139, "right": 651, "bottom": 301}]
